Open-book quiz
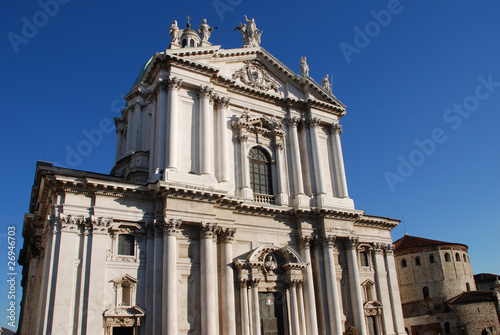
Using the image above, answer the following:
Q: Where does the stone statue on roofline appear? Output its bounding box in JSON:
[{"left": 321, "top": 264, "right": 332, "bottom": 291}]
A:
[
  {"left": 169, "top": 20, "right": 183, "bottom": 46},
  {"left": 234, "top": 15, "right": 262, "bottom": 47},
  {"left": 300, "top": 56, "right": 309, "bottom": 78},
  {"left": 322, "top": 74, "right": 332, "bottom": 93},
  {"left": 198, "top": 19, "right": 217, "bottom": 43}
]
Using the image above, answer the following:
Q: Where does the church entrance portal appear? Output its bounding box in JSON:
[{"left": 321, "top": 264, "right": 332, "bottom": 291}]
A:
[
  {"left": 112, "top": 327, "right": 134, "bottom": 335},
  {"left": 259, "top": 292, "right": 285, "bottom": 335}
]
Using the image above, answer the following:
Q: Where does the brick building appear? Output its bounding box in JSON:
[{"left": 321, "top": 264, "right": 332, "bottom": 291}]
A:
[{"left": 394, "top": 235, "right": 500, "bottom": 335}]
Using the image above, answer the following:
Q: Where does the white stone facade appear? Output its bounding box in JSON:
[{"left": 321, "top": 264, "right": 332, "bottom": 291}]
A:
[{"left": 19, "top": 18, "right": 406, "bottom": 335}]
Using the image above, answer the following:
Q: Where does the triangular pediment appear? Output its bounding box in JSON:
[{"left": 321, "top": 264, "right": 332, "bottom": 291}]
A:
[{"left": 133, "top": 46, "right": 345, "bottom": 113}]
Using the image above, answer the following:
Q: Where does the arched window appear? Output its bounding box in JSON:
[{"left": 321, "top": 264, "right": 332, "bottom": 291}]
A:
[
  {"left": 445, "top": 322, "right": 451, "bottom": 334},
  {"left": 466, "top": 282, "right": 471, "bottom": 292},
  {"left": 118, "top": 234, "right": 135, "bottom": 256},
  {"left": 401, "top": 259, "right": 407, "bottom": 268},
  {"left": 455, "top": 253, "right": 461, "bottom": 261},
  {"left": 423, "top": 286, "right": 430, "bottom": 300},
  {"left": 463, "top": 254, "right": 468, "bottom": 262},
  {"left": 444, "top": 253, "right": 451, "bottom": 262},
  {"left": 121, "top": 280, "right": 131, "bottom": 306},
  {"left": 249, "top": 147, "right": 273, "bottom": 196},
  {"left": 429, "top": 254, "right": 435, "bottom": 263},
  {"left": 415, "top": 257, "right": 421, "bottom": 266}
]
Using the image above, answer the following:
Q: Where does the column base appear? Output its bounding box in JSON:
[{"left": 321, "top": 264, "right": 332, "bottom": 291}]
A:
[
  {"left": 276, "top": 193, "right": 289, "bottom": 206},
  {"left": 293, "top": 194, "right": 310, "bottom": 211},
  {"left": 241, "top": 187, "right": 253, "bottom": 200}
]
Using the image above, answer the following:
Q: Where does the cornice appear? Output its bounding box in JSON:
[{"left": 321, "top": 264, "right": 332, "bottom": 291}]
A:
[
  {"left": 354, "top": 215, "right": 400, "bottom": 230},
  {"left": 322, "top": 208, "right": 364, "bottom": 220},
  {"left": 151, "top": 181, "right": 227, "bottom": 204}
]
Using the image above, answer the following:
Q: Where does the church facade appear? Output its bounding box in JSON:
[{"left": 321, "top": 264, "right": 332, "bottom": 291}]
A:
[{"left": 18, "top": 17, "right": 406, "bottom": 335}]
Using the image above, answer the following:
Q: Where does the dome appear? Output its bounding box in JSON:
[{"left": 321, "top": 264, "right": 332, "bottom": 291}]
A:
[
  {"left": 133, "top": 56, "right": 153, "bottom": 86},
  {"left": 180, "top": 23, "right": 200, "bottom": 48}
]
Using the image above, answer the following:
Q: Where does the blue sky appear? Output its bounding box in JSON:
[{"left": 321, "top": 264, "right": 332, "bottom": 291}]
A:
[{"left": 1, "top": 0, "right": 499, "bottom": 331}]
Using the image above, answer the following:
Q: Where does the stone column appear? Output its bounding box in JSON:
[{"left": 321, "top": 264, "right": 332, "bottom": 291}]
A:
[
  {"left": 217, "top": 97, "right": 231, "bottom": 182},
  {"left": 155, "top": 81, "right": 168, "bottom": 174},
  {"left": 384, "top": 244, "right": 406, "bottom": 335},
  {"left": 166, "top": 78, "right": 182, "bottom": 170},
  {"left": 299, "top": 237, "right": 319, "bottom": 335},
  {"left": 274, "top": 140, "right": 289, "bottom": 205},
  {"left": 76, "top": 221, "right": 91, "bottom": 335},
  {"left": 373, "top": 243, "right": 395, "bottom": 335},
  {"left": 145, "top": 222, "right": 155, "bottom": 334},
  {"left": 200, "top": 223, "right": 217, "bottom": 335},
  {"left": 346, "top": 237, "right": 366, "bottom": 335},
  {"left": 288, "top": 117, "right": 305, "bottom": 195},
  {"left": 297, "top": 282, "right": 307, "bottom": 335},
  {"left": 289, "top": 280, "right": 301, "bottom": 335},
  {"left": 311, "top": 241, "right": 328, "bottom": 335},
  {"left": 237, "top": 134, "right": 252, "bottom": 199},
  {"left": 148, "top": 95, "right": 157, "bottom": 179},
  {"left": 133, "top": 101, "right": 143, "bottom": 151},
  {"left": 199, "top": 86, "right": 215, "bottom": 175},
  {"left": 309, "top": 118, "right": 327, "bottom": 196},
  {"left": 115, "top": 122, "right": 124, "bottom": 163},
  {"left": 330, "top": 124, "right": 349, "bottom": 198},
  {"left": 48, "top": 216, "right": 80, "bottom": 334},
  {"left": 250, "top": 279, "right": 261, "bottom": 335},
  {"left": 85, "top": 217, "right": 110, "bottom": 334},
  {"left": 239, "top": 279, "right": 251, "bottom": 335},
  {"left": 219, "top": 228, "right": 237, "bottom": 335},
  {"left": 323, "top": 235, "right": 343, "bottom": 335},
  {"left": 154, "top": 221, "right": 164, "bottom": 332},
  {"left": 162, "top": 219, "right": 181, "bottom": 335},
  {"left": 126, "top": 107, "right": 134, "bottom": 154}
]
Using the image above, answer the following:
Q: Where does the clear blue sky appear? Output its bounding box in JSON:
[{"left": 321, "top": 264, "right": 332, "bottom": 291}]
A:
[{"left": 1, "top": 0, "right": 499, "bottom": 331}]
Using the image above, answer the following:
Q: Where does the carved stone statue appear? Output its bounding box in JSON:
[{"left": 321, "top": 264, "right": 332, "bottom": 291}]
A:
[
  {"left": 300, "top": 57, "right": 309, "bottom": 78},
  {"left": 322, "top": 74, "right": 332, "bottom": 92},
  {"left": 234, "top": 15, "right": 262, "bottom": 47},
  {"left": 264, "top": 254, "right": 277, "bottom": 274},
  {"left": 198, "top": 19, "right": 215, "bottom": 42},
  {"left": 169, "top": 20, "right": 183, "bottom": 45}
]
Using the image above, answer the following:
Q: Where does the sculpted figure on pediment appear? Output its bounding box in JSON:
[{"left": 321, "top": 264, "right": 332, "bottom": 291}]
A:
[{"left": 234, "top": 15, "right": 262, "bottom": 47}]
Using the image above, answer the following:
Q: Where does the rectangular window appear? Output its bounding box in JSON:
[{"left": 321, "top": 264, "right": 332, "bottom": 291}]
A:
[
  {"left": 360, "top": 251, "right": 369, "bottom": 267},
  {"left": 118, "top": 235, "right": 135, "bottom": 256}
]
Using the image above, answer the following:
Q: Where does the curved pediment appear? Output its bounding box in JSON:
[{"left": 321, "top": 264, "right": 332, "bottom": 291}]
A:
[
  {"left": 231, "top": 111, "right": 286, "bottom": 137},
  {"left": 245, "top": 244, "right": 303, "bottom": 264}
]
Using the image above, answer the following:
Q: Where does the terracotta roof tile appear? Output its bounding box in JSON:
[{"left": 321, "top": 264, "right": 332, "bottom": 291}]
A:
[
  {"left": 447, "top": 291, "right": 497, "bottom": 304},
  {"left": 394, "top": 235, "right": 467, "bottom": 251}
]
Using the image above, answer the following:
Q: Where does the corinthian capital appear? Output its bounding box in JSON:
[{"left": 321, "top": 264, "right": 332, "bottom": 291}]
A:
[
  {"left": 198, "top": 85, "right": 215, "bottom": 98},
  {"left": 308, "top": 117, "right": 321, "bottom": 128},
  {"left": 346, "top": 236, "right": 359, "bottom": 250},
  {"left": 217, "top": 96, "right": 231, "bottom": 109},
  {"left": 217, "top": 227, "right": 236, "bottom": 243},
  {"left": 287, "top": 117, "right": 300, "bottom": 128},
  {"left": 163, "top": 218, "right": 182, "bottom": 236},
  {"left": 383, "top": 243, "right": 395, "bottom": 254},
  {"left": 330, "top": 123, "right": 343, "bottom": 135},
  {"left": 323, "top": 235, "right": 337, "bottom": 248},
  {"left": 167, "top": 77, "right": 183, "bottom": 90},
  {"left": 200, "top": 222, "right": 217, "bottom": 239}
]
